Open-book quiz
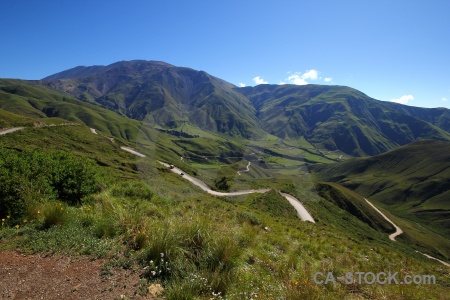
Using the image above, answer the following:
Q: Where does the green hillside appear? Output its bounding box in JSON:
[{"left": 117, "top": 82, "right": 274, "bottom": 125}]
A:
[
  {"left": 238, "top": 84, "right": 450, "bottom": 156},
  {"left": 1, "top": 76, "right": 450, "bottom": 298},
  {"left": 42, "top": 60, "right": 263, "bottom": 138},
  {"left": 312, "top": 140, "right": 450, "bottom": 255},
  {"left": 0, "top": 79, "right": 250, "bottom": 166},
  {"left": 381, "top": 101, "right": 450, "bottom": 132},
  {"left": 315, "top": 182, "right": 395, "bottom": 233},
  {"left": 1, "top": 123, "right": 449, "bottom": 299},
  {"left": 41, "top": 60, "right": 450, "bottom": 158}
]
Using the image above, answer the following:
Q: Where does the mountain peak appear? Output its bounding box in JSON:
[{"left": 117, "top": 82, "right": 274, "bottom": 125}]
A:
[{"left": 42, "top": 60, "right": 175, "bottom": 80}]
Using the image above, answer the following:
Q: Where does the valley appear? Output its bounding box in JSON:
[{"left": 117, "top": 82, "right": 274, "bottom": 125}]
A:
[{"left": 1, "top": 60, "right": 449, "bottom": 299}]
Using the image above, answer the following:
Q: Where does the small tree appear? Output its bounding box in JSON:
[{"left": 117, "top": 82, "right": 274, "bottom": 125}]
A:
[{"left": 214, "top": 176, "right": 230, "bottom": 191}]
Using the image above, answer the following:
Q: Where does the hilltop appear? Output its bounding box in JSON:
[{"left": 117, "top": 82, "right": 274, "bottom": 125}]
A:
[{"left": 39, "top": 60, "right": 450, "bottom": 157}]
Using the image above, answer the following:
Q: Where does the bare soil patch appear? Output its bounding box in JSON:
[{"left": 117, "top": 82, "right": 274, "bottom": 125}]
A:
[{"left": 0, "top": 250, "right": 152, "bottom": 299}]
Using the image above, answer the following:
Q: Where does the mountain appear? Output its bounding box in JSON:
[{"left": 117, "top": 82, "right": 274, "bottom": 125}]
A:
[
  {"left": 40, "top": 60, "right": 450, "bottom": 157},
  {"left": 41, "top": 60, "right": 262, "bottom": 139},
  {"left": 8, "top": 60, "right": 444, "bottom": 156},
  {"left": 2, "top": 60, "right": 450, "bottom": 273},
  {"left": 0, "top": 79, "right": 249, "bottom": 165},
  {"left": 381, "top": 101, "right": 450, "bottom": 132},
  {"left": 311, "top": 139, "right": 450, "bottom": 239},
  {"left": 237, "top": 84, "right": 450, "bottom": 156}
]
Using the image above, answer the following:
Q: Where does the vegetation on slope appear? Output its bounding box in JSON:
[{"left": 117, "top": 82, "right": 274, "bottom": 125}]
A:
[
  {"left": 315, "top": 182, "right": 395, "bottom": 233},
  {"left": 312, "top": 140, "right": 450, "bottom": 258},
  {"left": 40, "top": 60, "right": 450, "bottom": 157},
  {"left": 41, "top": 60, "right": 263, "bottom": 138},
  {"left": 238, "top": 84, "right": 450, "bottom": 156},
  {"left": 1, "top": 126, "right": 449, "bottom": 299}
]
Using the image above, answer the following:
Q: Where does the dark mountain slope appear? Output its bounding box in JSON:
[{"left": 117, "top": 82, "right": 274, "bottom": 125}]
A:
[
  {"left": 315, "top": 182, "right": 395, "bottom": 234},
  {"left": 381, "top": 101, "right": 450, "bottom": 133},
  {"left": 41, "top": 60, "right": 262, "bottom": 138},
  {"left": 237, "top": 84, "right": 450, "bottom": 156},
  {"left": 311, "top": 139, "right": 450, "bottom": 238},
  {"left": 39, "top": 60, "right": 450, "bottom": 156}
]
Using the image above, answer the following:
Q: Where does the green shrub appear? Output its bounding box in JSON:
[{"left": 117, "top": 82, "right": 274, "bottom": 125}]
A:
[
  {"left": 0, "top": 148, "right": 101, "bottom": 222},
  {"left": 48, "top": 151, "right": 101, "bottom": 205},
  {"left": 214, "top": 176, "right": 230, "bottom": 191},
  {"left": 0, "top": 149, "right": 53, "bottom": 222}
]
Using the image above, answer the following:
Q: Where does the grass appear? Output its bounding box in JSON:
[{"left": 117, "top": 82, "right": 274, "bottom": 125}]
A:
[
  {"left": 312, "top": 140, "right": 450, "bottom": 259},
  {"left": 3, "top": 184, "right": 449, "bottom": 299},
  {"left": 315, "top": 182, "right": 396, "bottom": 233},
  {"left": 0, "top": 82, "right": 449, "bottom": 298}
]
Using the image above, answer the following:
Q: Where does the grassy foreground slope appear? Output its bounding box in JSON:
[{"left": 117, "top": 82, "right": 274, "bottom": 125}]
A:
[{"left": 1, "top": 126, "right": 449, "bottom": 299}]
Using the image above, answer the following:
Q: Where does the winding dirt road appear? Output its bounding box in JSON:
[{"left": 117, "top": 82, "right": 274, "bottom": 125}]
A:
[
  {"left": 158, "top": 161, "right": 270, "bottom": 196},
  {"left": 237, "top": 161, "right": 251, "bottom": 175},
  {"left": 117, "top": 147, "right": 314, "bottom": 222},
  {"left": 157, "top": 160, "right": 315, "bottom": 222},
  {"left": 281, "top": 193, "right": 316, "bottom": 222},
  {"left": 365, "top": 198, "right": 449, "bottom": 267},
  {"left": 364, "top": 198, "right": 403, "bottom": 241},
  {"left": 417, "top": 251, "right": 450, "bottom": 267},
  {"left": 120, "top": 146, "right": 146, "bottom": 158},
  {"left": 3, "top": 124, "right": 447, "bottom": 266},
  {"left": 0, "top": 127, "right": 24, "bottom": 135}
]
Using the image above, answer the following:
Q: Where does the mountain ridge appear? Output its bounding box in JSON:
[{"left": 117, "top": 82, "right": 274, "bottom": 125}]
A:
[{"left": 24, "top": 60, "right": 450, "bottom": 156}]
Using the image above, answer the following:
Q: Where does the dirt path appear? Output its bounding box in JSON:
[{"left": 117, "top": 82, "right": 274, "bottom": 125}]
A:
[
  {"left": 364, "top": 198, "right": 403, "bottom": 241},
  {"left": 365, "top": 198, "right": 450, "bottom": 267},
  {"left": 121, "top": 146, "right": 147, "bottom": 158},
  {"left": 417, "top": 251, "right": 450, "bottom": 267},
  {"left": 119, "top": 147, "right": 315, "bottom": 222},
  {"left": 281, "top": 193, "right": 316, "bottom": 222},
  {"left": 157, "top": 161, "right": 315, "bottom": 222},
  {"left": 0, "top": 127, "right": 24, "bottom": 135},
  {"left": 237, "top": 161, "right": 251, "bottom": 175},
  {"left": 0, "top": 250, "right": 150, "bottom": 299}
]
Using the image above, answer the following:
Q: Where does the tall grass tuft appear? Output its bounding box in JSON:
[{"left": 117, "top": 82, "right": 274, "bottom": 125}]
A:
[{"left": 39, "top": 201, "right": 68, "bottom": 230}]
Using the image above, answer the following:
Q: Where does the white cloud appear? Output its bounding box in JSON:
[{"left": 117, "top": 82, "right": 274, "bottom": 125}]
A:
[
  {"left": 286, "top": 73, "right": 309, "bottom": 85},
  {"left": 390, "top": 95, "right": 414, "bottom": 105},
  {"left": 324, "top": 77, "right": 333, "bottom": 82},
  {"left": 239, "top": 83, "right": 246, "bottom": 87},
  {"left": 282, "top": 69, "right": 322, "bottom": 85},
  {"left": 301, "top": 69, "right": 318, "bottom": 80},
  {"left": 253, "top": 76, "right": 268, "bottom": 85},
  {"left": 441, "top": 97, "right": 448, "bottom": 102}
]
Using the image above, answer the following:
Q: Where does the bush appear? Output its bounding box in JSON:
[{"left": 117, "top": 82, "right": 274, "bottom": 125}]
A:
[
  {"left": 0, "top": 148, "right": 101, "bottom": 222},
  {"left": 237, "top": 211, "right": 261, "bottom": 225},
  {"left": 49, "top": 151, "right": 101, "bottom": 205},
  {"left": 214, "top": 176, "right": 230, "bottom": 191}
]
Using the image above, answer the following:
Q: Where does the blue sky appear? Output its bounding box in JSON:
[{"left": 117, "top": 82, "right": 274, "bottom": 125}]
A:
[{"left": 1, "top": 0, "right": 449, "bottom": 108}]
